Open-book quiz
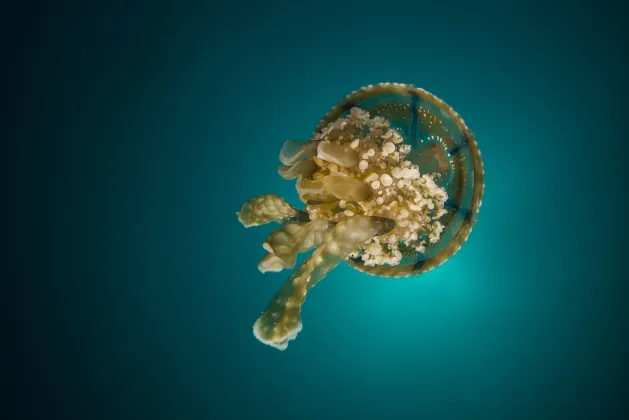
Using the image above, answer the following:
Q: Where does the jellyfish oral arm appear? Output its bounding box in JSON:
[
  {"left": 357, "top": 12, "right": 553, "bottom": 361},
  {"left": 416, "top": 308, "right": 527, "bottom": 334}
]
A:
[
  {"left": 236, "top": 194, "right": 306, "bottom": 227},
  {"left": 252, "top": 215, "right": 394, "bottom": 350},
  {"left": 259, "top": 219, "right": 333, "bottom": 273}
]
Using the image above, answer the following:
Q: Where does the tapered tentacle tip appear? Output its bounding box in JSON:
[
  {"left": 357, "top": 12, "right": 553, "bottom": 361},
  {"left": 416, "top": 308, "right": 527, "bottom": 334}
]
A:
[
  {"left": 253, "top": 313, "right": 303, "bottom": 351},
  {"left": 258, "top": 253, "right": 286, "bottom": 273}
]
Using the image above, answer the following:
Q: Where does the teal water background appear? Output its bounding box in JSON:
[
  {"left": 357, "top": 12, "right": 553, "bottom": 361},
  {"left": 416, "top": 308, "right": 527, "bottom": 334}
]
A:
[{"left": 15, "top": 1, "right": 628, "bottom": 419}]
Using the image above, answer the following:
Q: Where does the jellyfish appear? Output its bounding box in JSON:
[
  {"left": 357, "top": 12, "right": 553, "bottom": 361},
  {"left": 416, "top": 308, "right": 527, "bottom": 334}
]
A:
[{"left": 237, "top": 83, "right": 485, "bottom": 350}]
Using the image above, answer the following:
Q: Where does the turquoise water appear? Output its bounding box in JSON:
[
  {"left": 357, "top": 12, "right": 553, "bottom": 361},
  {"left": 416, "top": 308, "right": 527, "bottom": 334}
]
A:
[{"left": 16, "top": 1, "right": 627, "bottom": 419}]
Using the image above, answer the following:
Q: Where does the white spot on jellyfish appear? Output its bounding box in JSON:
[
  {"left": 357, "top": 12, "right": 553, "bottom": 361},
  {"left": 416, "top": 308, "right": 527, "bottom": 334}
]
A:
[
  {"left": 382, "top": 142, "right": 395, "bottom": 154},
  {"left": 380, "top": 174, "right": 393, "bottom": 187}
]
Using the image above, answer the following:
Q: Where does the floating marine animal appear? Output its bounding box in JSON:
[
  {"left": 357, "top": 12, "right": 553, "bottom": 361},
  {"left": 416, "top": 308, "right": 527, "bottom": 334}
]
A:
[{"left": 237, "top": 83, "right": 485, "bottom": 350}]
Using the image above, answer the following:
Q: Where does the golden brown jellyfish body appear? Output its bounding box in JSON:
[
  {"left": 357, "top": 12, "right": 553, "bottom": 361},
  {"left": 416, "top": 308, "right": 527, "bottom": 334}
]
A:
[{"left": 237, "top": 83, "right": 485, "bottom": 350}]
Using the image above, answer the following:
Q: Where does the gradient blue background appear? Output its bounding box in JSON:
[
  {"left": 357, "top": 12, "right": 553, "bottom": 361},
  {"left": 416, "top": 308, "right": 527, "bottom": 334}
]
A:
[{"left": 14, "top": 0, "right": 628, "bottom": 419}]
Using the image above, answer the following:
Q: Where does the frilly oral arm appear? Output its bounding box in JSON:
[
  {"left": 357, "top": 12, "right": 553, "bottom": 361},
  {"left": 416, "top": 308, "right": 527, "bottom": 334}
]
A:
[
  {"left": 279, "top": 140, "right": 318, "bottom": 166},
  {"left": 258, "top": 219, "right": 333, "bottom": 273},
  {"left": 236, "top": 194, "right": 307, "bottom": 227},
  {"left": 252, "top": 215, "right": 395, "bottom": 350}
]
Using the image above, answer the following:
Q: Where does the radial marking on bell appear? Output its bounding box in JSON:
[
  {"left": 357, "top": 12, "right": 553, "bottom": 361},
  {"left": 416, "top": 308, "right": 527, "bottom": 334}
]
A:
[
  {"left": 341, "top": 101, "right": 355, "bottom": 111},
  {"left": 444, "top": 199, "right": 461, "bottom": 211},
  {"left": 410, "top": 96, "right": 419, "bottom": 147},
  {"left": 448, "top": 146, "right": 462, "bottom": 156}
]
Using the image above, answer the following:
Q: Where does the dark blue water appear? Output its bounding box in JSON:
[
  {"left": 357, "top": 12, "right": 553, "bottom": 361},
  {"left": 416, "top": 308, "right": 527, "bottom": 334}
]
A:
[{"left": 15, "top": 1, "right": 628, "bottom": 419}]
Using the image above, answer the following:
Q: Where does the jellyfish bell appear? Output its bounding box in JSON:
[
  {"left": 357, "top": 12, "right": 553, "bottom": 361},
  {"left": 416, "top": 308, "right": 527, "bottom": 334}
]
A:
[
  {"left": 313, "top": 83, "right": 484, "bottom": 275},
  {"left": 237, "top": 83, "right": 485, "bottom": 350}
]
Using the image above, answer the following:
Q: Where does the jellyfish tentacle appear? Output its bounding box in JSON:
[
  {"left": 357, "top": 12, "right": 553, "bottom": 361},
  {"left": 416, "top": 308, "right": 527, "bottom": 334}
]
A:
[
  {"left": 257, "top": 253, "right": 286, "bottom": 273},
  {"left": 279, "top": 140, "right": 318, "bottom": 166},
  {"left": 236, "top": 194, "right": 305, "bottom": 227},
  {"left": 323, "top": 172, "right": 373, "bottom": 202},
  {"left": 296, "top": 175, "right": 337, "bottom": 204},
  {"left": 259, "top": 219, "right": 333, "bottom": 272},
  {"left": 252, "top": 215, "right": 395, "bottom": 350},
  {"left": 277, "top": 160, "right": 317, "bottom": 180},
  {"left": 317, "top": 141, "right": 360, "bottom": 168}
]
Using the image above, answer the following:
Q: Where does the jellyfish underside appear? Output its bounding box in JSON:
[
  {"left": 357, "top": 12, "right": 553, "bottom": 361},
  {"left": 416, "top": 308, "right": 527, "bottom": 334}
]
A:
[{"left": 237, "top": 102, "right": 464, "bottom": 350}]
